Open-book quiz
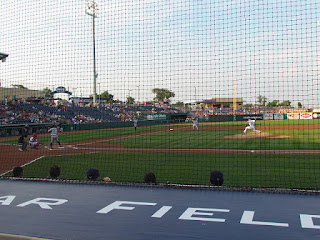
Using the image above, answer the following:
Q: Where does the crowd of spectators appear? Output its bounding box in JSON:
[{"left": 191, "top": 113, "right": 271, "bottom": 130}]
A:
[
  {"left": 0, "top": 102, "right": 58, "bottom": 125},
  {"left": 185, "top": 105, "right": 310, "bottom": 118},
  {"left": 0, "top": 100, "right": 183, "bottom": 126},
  {"left": 1, "top": 99, "right": 310, "bottom": 126}
]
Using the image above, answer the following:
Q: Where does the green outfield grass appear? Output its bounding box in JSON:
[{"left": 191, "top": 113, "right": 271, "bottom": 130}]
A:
[
  {"left": 2, "top": 119, "right": 320, "bottom": 189},
  {"left": 11, "top": 152, "right": 320, "bottom": 189},
  {"left": 0, "top": 125, "right": 171, "bottom": 145},
  {"left": 110, "top": 128, "right": 320, "bottom": 150},
  {"left": 2, "top": 120, "right": 319, "bottom": 150}
]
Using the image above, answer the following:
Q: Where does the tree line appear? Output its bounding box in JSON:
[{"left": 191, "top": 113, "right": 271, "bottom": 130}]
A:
[
  {"left": 249, "top": 95, "right": 303, "bottom": 108},
  {"left": 13, "top": 85, "right": 304, "bottom": 107}
]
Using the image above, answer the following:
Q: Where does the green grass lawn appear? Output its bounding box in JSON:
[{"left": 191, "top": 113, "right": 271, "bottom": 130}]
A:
[
  {"left": 110, "top": 128, "right": 320, "bottom": 150},
  {"left": 2, "top": 120, "right": 320, "bottom": 189},
  {"left": 11, "top": 152, "right": 320, "bottom": 189},
  {"left": 0, "top": 125, "right": 171, "bottom": 145}
]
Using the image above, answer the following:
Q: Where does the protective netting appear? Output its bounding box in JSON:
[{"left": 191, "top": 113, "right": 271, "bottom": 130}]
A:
[{"left": 0, "top": 0, "right": 320, "bottom": 190}]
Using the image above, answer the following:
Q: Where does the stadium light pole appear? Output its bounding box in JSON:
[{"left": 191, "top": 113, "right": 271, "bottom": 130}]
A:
[
  {"left": 0, "top": 52, "right": 8, "bottom": 88},
  {"left": 86, "top": 0, "right": 98, "bottom": 107},
  {"left": 137, "top": 85, "right": 140, "bottom": 104},
  {"left": 98, "top": 82, "right": 101, "bottom": 105}
]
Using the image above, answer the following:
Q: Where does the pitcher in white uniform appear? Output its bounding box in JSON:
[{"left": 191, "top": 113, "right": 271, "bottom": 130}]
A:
[
  {"left": 244, "top": 118, "right": 261, "bottom": 133},
  {"left": 192, "top": 118, "right": 199, "bottom": 130}
]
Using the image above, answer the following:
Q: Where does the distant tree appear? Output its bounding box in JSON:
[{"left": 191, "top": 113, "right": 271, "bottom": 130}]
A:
[
  {"left": 266, "top": 100, "right": 279, "bottom": 107},
  {"left": 12, "top": 84, "right": 27, "bottom": 89},
  {"left": 126, "top": 96, "right": 135, "bottom": 105},
  {"left": 173, "top": 101, "right": 184, "bottom": 107},
  {"left": 43, "top": 87, "right": 52, "bottom": 97},
  {"left": 257, "top": 95, "right": 267, "bottom": 106},
  {"left": 298, "top": 102, "right": 303, "bottom": 108},
  {"left": 152, "top": 88, "right": 175, "bottom": 102},
  {"left": 244, "top": 103, "right": 253, "bottom": 107},
  {"left": 92, "top": 91, "right": 114, "bottom": 103},
  {"left": 279, "top": 100, "right": 291, "bottom": 107},
  {"left": 113, "top": 99, "right": 122, "bottom": 104}
]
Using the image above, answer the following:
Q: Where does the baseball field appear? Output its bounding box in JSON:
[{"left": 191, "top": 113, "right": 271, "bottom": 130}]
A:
[{"left": 0, "top": 119, "right": 320, "bottom": 189}]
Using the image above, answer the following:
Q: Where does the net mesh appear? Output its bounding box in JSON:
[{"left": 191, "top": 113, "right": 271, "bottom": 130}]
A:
[{"left": 0, "top": 0, "right": 320, "bottom": 190}]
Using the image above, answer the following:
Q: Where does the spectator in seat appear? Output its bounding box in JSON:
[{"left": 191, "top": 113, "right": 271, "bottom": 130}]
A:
[
  {"left": 13, "top": 166, "right": 24, "bottom": 177},
  {"left": 49, "top": 165, "right": 61, "bottom": 179},
  {"left": 86, "top": 168, "right": 111, "bottom": 182},
  {"left": 144, "top": 172, "right": 157, "bottom": 184}
]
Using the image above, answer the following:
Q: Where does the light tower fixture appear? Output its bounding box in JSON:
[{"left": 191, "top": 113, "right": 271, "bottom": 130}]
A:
[
  {"left": 0, "top": 52, "right": 8, "bottom": 62},
  {"left": 86, "top": 0, "right": 98, "bottom": 106}
]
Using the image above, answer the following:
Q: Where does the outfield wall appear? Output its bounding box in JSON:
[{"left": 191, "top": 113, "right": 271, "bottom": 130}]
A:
[{"left": 0, "top": 120, "right": 173, "bottom": 137}]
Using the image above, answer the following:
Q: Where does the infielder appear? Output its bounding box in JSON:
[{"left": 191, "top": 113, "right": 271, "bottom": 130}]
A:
[
  {"left": 133, "top": 118, "right": 138, "bottom": 131},
  {"left": 48, "top": 126, "right": 62, "bottom": 149},
  {"left": 192, "top": 118, "right": 199, "bottom": 130},
  {"left": 244, "top": 118, "right": 261, "bottom": 133}
]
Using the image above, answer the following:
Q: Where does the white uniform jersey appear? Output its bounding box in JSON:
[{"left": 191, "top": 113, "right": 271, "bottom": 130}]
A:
[
  {"left": 49, "top": 127, "right": 58, "bottom": 136},
  {"left": 248, "top": 119, "right": 255, "bottom": 127},
  {"left": 29, "top": 137, "right": 37, "bottom": 144}
]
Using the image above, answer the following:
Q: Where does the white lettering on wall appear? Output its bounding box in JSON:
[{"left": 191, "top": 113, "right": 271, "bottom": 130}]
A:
[
  {"left": 0, "top": 196, "right": 16, "bottom": 205},
  {"left": 300, "top": 214, "right": 320, "bottom": 229},
  {"left": 17, "top": 198, "right": 68, "bottom": 210},
  {"left": 179, "top": 208, "right": 230, "bottom": 222},
  {"left": 97, "top": 201, "right": 157, "bottom": 214},
  {"left": 240, "top": 211, "right": 289, "bottom": 227},
  {"left": 151, "top": 206, "right": 172, "bottom": 218}
]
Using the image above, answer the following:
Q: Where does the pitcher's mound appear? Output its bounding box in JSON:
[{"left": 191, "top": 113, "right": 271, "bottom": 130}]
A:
[{"left": 224, "top": 132, "right": 290, "bottom": 139}]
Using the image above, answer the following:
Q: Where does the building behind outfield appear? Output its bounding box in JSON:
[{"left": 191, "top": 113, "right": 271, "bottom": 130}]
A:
[
  {"left": 0, "top": 87, "right": 45, "bottom": 102},
  {"left": 200, "top": 98, "right": 244, "bottom": 109}
]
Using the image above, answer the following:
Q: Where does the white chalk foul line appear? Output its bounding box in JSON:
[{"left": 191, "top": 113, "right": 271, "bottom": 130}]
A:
[
  {"left": 0, "top": 155, "right": 45, "bottom": 177},
  {"left": 75, "top": 130, "right": 165, "bottom": 147}
]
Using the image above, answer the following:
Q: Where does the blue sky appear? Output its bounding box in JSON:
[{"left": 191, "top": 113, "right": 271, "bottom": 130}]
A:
[{"left": 1, "top": 0, "right": 320, "bottom": 107}]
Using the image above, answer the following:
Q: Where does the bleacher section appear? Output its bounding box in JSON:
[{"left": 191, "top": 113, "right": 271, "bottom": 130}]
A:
[{"left": 12, "top": 103, "right": 183, "bottom": 123}]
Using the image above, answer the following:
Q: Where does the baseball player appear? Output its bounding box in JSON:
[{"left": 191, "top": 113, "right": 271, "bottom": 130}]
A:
[
  {"left": 18, "top": 132, "right": 28, "bottom": 151},
  {"left": 192, "top": 118, "right": 199, "bottom": 130},
  {"left": 133, "top": 118, "right": 138, "bottom": 131},
  {"left": 244, "top": 117, "right": 261, "bottom": 133},
  {"left": 18, "top": 124, "right": 29, "bottom": 151},
  {"left": 29, "top": 133, "right": 42, "bottom": 149},
  {"left": 48, "top": 126, "right": 62, "bottom": 149}
]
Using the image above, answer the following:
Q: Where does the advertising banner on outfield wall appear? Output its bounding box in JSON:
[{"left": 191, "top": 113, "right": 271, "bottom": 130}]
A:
[
  {"left": 300, "top": 112, "right": 313, "bottom": 120},
  {"left": 287, "top": 113, "right": 300, "bottom": 120},
  {"left": 241, "top": 115, "right": 263, "bottom": 121},
  {"left": 263, "top": 114, "right": 273, "bottom": 120},
  {"left": 274, "top": 114, "right": 284, "bottom": 120},
  {"left": 313, "top": 113, "right": 320, "bottom": 119}
]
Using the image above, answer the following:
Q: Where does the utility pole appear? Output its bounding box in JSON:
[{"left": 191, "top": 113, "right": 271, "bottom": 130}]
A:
[
  {"left": 86, "top": 0, "right": 98, "bottom": 107},
  {"left": 98, "top": 82, "right": 101, "bottom": 105},
  {"left": 233, "top": 80, "right": 237, "bottom": 121}
]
